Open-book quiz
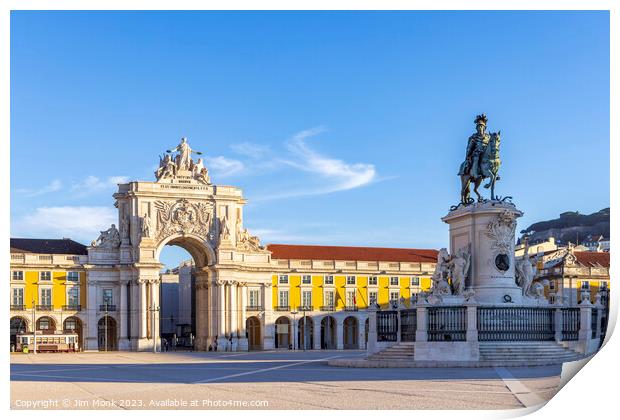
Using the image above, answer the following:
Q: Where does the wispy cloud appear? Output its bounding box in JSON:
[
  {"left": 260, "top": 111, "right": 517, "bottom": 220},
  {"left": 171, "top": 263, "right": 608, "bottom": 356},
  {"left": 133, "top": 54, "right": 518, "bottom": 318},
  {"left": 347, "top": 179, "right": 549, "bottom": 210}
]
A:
[
  {"left": 15, "top": 179, "right": 63, "bottom": 197},
  {"left": 70, "top": 175, "right": 129, "bottom": 195},
  {"left": 204, "top": 156, "right": 245, "bottom": 177},
  {"left": 230, "top": 142, "right": 270, "bottom": 159},
  {"left": 12, "top": 206, "right": 117, "bottom": 243}
]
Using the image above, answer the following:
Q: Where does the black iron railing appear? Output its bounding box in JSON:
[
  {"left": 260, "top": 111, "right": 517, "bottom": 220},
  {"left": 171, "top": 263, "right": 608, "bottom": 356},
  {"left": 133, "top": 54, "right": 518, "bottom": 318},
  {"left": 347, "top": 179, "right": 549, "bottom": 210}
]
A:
[
  {"left": 62, "top": 305, "right": 82, "bottom": 311},
  {"left": 429, "top": 306, "right": 466, "bottom": 341},
  {"left": 400, "top": 309, "right": 417, "bottom": 342},
  {"left": 36, "top": 305, "right": 53, "bottom": 311},
  {"left": 478, "top": 307, "right": 554, "bottom": 341},
  {"left": 297, "top": 305, "right": 314, "bottom": 312},
  {"left": 246, "top": 306, "right": 264, "bottom": 311},
  {"left": 562, "top": 308, "right": 580, "bottom": 341},
  {"left": 10, "top": 305, "right": 25, "bottom": 311},
  {"left": 320, "top": 306, "right": 335, "bottom": 311},
  {"left": 377, "top": 310, "right": 398, "bottom": 342},
  {"left": 99, "top": 304, "right": 117, "bottom": 311},
  {"left": 344, "top": 306, "right": 358, "bottom": 311},
  {"left": 274, "top": 306, "right": 290, "bottom": 312}
]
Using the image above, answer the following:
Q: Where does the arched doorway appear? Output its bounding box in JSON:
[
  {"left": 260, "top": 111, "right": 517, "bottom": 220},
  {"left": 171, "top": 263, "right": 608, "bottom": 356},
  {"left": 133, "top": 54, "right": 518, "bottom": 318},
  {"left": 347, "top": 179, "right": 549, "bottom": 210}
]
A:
[
  {"left": 275, "top": 316, "right": 291, "bottom": 349},
  {"left": 10, "top": 317, "right": 28, "bottom": 351},
  {"left": 36, "top": 316, "right": 56, "bottom": 334},
  {"left": 320, "top": 316, "right": 336, "bottom": 349},
  {"left": 298, "top": 316, "right": 313, "bottom": 350},
  {"left": 246, "top": 316, "right": 261, "bottom": 350},
  {"left": 343, "top": 316, "right": 358, "bottom": 349},
  {"left": 64, "top": 317, "right": 83, "bottom": 351},
  {"left": 98, "top": 316, "right": 117, "bottom": 351}
]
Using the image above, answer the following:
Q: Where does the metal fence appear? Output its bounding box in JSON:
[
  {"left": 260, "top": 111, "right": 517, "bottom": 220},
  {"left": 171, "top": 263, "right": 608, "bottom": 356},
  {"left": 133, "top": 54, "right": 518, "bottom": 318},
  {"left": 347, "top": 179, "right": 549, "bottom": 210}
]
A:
[
  {"left": 377, "top": 311, "right": 398, "bottom": 342},
  {"left": 400, "top": 309, "right": 417, "bottom": 342},
  {"left": 477, "top": 307, "right": 555, "bottom": 341},
  {"left": 428, "top": 307, "right": 466, "bottom": 342},
  {"left": 561, "top": 308, "right": 580, "bottom": 341}
]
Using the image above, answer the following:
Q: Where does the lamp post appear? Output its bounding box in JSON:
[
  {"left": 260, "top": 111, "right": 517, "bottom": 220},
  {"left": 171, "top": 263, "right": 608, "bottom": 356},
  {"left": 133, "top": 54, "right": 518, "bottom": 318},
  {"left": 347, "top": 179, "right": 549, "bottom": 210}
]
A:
[
  {"left": 32, "top": 298, "right": 36, "bottom": 354},
  {"left": 290, "top": 310, "right": 298, "bottom": 350},
  {"left": 151, "top": 304, "right": 160, "bottom": 353},
  {"left": 104, "top": 303, "right": 109, "bottom": 352}
]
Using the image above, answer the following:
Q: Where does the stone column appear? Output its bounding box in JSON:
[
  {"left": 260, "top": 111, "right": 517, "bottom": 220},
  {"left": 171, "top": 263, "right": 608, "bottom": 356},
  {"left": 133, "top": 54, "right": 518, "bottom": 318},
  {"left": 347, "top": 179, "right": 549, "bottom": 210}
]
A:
[
  {"left": 416, "top": 305, "right": 428, "bottom": 342},
  {"left": 85, "top": 280, "right": 98, "bottom": 351},
  {"left": 577, "top": 301, "right": 593, "bottom": 354},
  {"left": 358, "top": 316, "right": 366, "bottom": 350},
  {"left": 139, "top": 279, "right": 148, "bottom": 340},
  {"left": 228, "top": 280, "right": 238, "bottom": 351},
  {"left": 150, "top": 279, "right": 161, "bottom": 352},
  {"left": 554, "top": 305, "right": 563, "bottom": 343},
  {"left": 465, "top": 303, "right": 478, "bottom": 343},
  {"left": 237, "top": 282, "right": 249, "bottom": 351},
  {"left": 194, "top": 273, "right": 209, "bottom": 351},
  {"left": 216, "top": 280, "right": 227, "bottom": 351},
  {"left": 336, "top": 318, "right": 344, "bottom": 350},
  {"left": 366, "top": 307, "right": 378, "bottom": 356},
  {"left": 262, "top": 283, "right": 275, "bottom": 350},
  {"left": 129, "top": 280, "right": 139, "bottom": 349},
  {"left": 118, "top": 281, "right": 129, "bottom": 350}
]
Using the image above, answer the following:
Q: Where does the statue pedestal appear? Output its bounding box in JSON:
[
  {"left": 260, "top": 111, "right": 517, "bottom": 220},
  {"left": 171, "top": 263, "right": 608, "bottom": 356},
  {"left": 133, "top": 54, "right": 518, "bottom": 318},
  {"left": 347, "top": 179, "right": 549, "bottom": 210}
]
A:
[{"left": 442, "top": 201, "right": 524, "bottom": 305}]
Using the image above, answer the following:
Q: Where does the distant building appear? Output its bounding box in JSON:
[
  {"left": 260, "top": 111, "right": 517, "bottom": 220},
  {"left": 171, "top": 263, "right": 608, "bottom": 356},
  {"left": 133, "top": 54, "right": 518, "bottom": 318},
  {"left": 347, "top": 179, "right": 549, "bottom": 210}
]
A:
[{"left": 515, "top": 236, "right": 559, "bottom": 257}]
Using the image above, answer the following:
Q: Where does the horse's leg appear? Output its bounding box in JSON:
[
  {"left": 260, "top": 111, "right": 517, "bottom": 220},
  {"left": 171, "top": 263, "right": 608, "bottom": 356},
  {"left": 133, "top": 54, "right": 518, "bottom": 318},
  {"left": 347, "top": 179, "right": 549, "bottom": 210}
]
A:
[
  {"left": 474, "top": 178, "right": 482, "bottom": 202},
  {"left": 490, "top": 175, "right": 495, "bottom": 200}
]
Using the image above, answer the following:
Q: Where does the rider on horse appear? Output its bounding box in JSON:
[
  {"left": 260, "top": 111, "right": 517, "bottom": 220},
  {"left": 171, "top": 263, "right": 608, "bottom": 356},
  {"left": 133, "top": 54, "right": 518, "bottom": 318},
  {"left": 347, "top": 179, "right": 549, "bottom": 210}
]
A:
[{"left": 458, "top": 114, "right": 490, "bottom": 179}]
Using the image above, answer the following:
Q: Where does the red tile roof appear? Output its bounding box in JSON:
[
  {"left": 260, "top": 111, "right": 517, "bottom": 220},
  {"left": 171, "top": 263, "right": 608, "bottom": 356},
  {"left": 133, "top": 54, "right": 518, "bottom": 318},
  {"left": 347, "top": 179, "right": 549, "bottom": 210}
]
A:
[
  {"left": 266, "top": 244, "right": 438, "bottom": 263},
  {"left": 575, "top": 251, "right": 610, "bottom": 268}
]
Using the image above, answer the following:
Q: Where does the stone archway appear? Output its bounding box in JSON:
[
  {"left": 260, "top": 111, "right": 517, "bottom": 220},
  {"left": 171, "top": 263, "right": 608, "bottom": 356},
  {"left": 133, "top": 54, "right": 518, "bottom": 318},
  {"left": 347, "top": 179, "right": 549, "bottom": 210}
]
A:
[
  {"left": 98, "top": 316, "right": 117, "bottom": 351},
  {"left": 298, "top": 316, "right": 313, "bottom": 350},
  {"left": 36, "top": 316, "right": 56, "bottom": 334},
  {"left": 343, "top": 316, "right": 359, "bottom": 349},
  {"left": 246, "top": 316, "right": 261, "bottom": 350},
  {"left": 64, "top": 316, "right": 84, "bottom": 351},
  {"left": 275, "top": 316, "right": 291, "bottom": 349},
  {"left": 321, "top": 316, "right": 336, "bottom": 350},
  {"left": 10, "top": 316, "right": 28, "bottom": 350}
]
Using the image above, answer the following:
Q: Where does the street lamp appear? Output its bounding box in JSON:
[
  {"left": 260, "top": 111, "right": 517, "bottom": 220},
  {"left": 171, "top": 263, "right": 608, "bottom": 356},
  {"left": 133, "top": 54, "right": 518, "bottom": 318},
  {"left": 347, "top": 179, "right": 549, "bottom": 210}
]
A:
[
  {"left": 290, "top": 310, "right": 298, "bottom": 350},
  {"left": 151, "top": 304, "right": 160, "bottom": 353},
  {"left": 31, "top": 298, "right": 37, "bottom": 354}
]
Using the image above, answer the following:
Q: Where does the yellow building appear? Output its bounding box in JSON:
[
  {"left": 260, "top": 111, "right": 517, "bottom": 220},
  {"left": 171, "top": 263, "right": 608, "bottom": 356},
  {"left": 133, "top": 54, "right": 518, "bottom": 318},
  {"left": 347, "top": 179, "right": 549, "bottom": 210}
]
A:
[{"left": 10, "top": 239, "right": 88, "bottom": 350}]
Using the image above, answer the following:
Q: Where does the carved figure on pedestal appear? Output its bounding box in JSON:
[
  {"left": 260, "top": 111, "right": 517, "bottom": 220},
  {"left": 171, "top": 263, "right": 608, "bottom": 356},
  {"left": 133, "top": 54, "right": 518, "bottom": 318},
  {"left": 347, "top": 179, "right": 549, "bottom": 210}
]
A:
[
  {"left": 431, "top": 248, "right": 452, "bottom": 295},
  {"left": 449, "top": 245, "right": 471, "bottom": 296},
  {"left": 515, "top": 249, "right": 537, "bottom": 297},
  {"left": 193, "top": 158, "right": 211, "bottom": 184},
  {"left": 220, "top": 215, "right": 230, "bottom": 241},
  {"left": 155, "top": 154, "right": 177, "bottom": 180},
  {"left": 141, "top": 213, "right": 152, "bottom": 239},
  {"left": 92, "top": 224, "right": 121, "bottom": 248},
  {"left": 167, "top": 137, "right": 203, "bottom": 171}
]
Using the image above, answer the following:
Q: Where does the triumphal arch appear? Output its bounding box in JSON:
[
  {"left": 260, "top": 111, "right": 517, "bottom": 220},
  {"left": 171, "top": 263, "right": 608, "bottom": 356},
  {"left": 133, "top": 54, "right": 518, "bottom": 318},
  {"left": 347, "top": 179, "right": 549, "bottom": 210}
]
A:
[{"left": 86, "top": 138, "right": 274, "bottom": 351}]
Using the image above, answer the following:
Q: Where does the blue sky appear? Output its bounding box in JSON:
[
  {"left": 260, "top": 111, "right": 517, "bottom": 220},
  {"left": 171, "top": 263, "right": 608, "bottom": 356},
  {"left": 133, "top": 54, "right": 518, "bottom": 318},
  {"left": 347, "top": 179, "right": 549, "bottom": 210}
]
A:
[{"left": 10, "top": 11, "right": 609, "bottom": 268}]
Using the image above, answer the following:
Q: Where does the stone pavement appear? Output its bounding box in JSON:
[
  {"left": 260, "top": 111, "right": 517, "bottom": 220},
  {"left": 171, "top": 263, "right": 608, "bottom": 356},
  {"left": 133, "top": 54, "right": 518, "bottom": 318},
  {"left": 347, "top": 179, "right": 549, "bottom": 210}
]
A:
[{"left": 10, "top": 350, "right": 562, "bottom": 410}]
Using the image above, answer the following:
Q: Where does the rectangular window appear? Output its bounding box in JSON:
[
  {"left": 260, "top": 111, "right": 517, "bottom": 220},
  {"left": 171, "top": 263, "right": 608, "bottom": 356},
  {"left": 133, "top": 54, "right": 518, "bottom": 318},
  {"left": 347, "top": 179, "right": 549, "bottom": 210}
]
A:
[
  {"left": 368, "top": 291, "right": 378, "bottom": 305},
  {"left": 40, "top": 271, "right": 52, "bottom": 281},
  {"left": 411, "top": 276, "right": 420, "bottom": 286},
  {"left": 549, "top": 281, "right": 555, "bottom": 290},
  {"left": 390, "top": 276, "right": 399, "bottom": 286},
  {"left": 301, "top": 275, "right": 311, "bottom": 285},
  {"left": 103, "top": 288, "right": 113, "bottom": 305},
  {"left": 40, "top": 288, "right": 52, "bottom": 306},
  {"left": 581, "top": 281, "right": 590, "bottom": 290},
  {"left": 346, "top": 291, "right": 356, "bottom": 307},
  {"left": 38, "top": 319, "right": 50, "bottom": 330},
  {"left": 12, "top": 288, "right": 24, "bottom": 306},
  {"left": 302, "top": 290, "right": 312, "bottom": 307},
  {"left": 278, "top": 275, "right": 289, "bottom": 285},
  {"left": 600, "top": 281, "right": 608, "bottom": 290},
  {"left": 324, "top": 291, "right": 335, "bottom": 307},
  {"left": 67, "top": 271, "right": 79, "bottom": 282},
  {"left": 12, "top": 271, "right": 24, "bottom": 281},
  {"left": 67, "top": 287, "right": 80, "bottom": 307},
  {"left": 368, "top": 276, "right": 378, "bottom": 286},
  {"left": 278, "top": 290, "right": 289, "bottom": 307},
  {"left": 324, "top": 275, "right": 334, "bottom": 285},
  {"left": 248, "top": 289, "right": 260, "bottom": 307},
  {"left": 390, "top": 291, "right": 400, "bottom": 303},
  {"left": 346, "top": 275, "right": 356, "bottom": 285}
]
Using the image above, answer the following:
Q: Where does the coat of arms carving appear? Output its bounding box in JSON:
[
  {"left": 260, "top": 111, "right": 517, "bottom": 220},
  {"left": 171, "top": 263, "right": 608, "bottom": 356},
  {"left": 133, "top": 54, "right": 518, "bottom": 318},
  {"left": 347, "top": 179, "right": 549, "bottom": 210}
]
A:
[{"left": 153, "top": 199, "right": 214, "bottom": 242}]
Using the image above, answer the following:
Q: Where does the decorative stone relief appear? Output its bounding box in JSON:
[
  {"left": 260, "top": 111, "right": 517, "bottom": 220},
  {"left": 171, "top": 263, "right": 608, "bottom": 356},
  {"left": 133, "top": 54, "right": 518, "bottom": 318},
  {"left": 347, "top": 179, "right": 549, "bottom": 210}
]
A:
[
  {"left": 91, "top": 224, "right": 121, "bottom": 248},
  {"left": 140, "top": 213, "right": 152, "bottom": 240},
  {"left": 485, "top": 209, "right": 516, "bottom": 273},
  {"left": 153, "top": 199, "right": 214, "bottom": 242},
  {"left": 237, "top": 228, "right": 267, "bottom": 253},
  {"left": 154, "top": 137, "right": 211, "bottom": 184}
]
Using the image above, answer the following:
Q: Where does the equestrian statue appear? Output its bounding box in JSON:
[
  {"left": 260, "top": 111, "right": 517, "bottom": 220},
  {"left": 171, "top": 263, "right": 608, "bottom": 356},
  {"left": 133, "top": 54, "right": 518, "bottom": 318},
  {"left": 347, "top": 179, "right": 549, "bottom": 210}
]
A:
[{"left": 457, "top": 114, "right": 503, "bottom": 205}]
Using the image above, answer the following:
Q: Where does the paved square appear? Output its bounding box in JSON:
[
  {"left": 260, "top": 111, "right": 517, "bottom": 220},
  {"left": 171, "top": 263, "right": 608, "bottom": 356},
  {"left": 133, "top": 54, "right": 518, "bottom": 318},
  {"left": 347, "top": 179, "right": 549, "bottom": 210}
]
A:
[{"left": 10, "top": 350, "right": 562, "bottom": 410}]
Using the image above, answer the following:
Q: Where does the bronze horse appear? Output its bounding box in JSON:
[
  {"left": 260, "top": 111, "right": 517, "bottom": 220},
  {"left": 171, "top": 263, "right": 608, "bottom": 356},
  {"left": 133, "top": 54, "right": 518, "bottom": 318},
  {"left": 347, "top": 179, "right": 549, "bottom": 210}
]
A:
[{"left": 460, "top": 131, "right": 501, "bottom": 204}]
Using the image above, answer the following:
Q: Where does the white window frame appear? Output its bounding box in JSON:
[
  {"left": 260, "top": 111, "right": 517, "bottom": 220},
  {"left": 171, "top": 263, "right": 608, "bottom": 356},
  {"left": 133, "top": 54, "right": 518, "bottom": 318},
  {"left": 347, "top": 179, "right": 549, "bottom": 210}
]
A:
[
  {"left": 39, "top": 271, "right": 52, "bottom": 282},
  {"left": 66, "top": 286, "right": 80, "bottom": 307},
  {"left": 324, "top": 290, "right": 335, "bottom": 308},
  {"left": 67, "top": 271, "right": 79, "bottom": 282},
  {"left": 12, "top": 270, "right": 24, "bottom": 281},
  {"left": 390, "top": 276, "right": 399, "bottom": 286},
  {"left": 248, "top": 288, "right": 261, "bottom": 307},
  {"left": 346, "top": 275, "right": 356, "bottom": 285},
  {"left": 278, "top": 275, "right": 289, "bottom": 285},
  {"left": 368, "top": 276, "right": 378, "bottom": 286},
  {"left": 324, "top": 275, "right": 334, "bottom": 285},
  {"left": 346, "top": 290, "right": 356, "bottom": 307},
  {"left": 368, "top": 290, "right": 378, "bottom": 306},
  {"left": 411, "top": 276, "right": 420, "bottom": 286},
  {"left": 39, "top": 287, "right": 52, "bottom": 306},
  {"left": 389, "top": 290, "right": 400, "bottom": 303},
  {"left": 278, "top": 290, "right": 289, "bottom": 307},
  {"left": 102, "top": 288, "right": 114, "bottom": 305},
  {"left": 11, "top": 287, "right": 24, "bottom": 306},
  {"left": 581, "top": 281, "right": 590, "bottom": 290},
  {"left": 301, "top": 290, "right": 312, "bottom": 307},
  {"left": 301, "top": 275, "right": 312, "bottom": 285}
]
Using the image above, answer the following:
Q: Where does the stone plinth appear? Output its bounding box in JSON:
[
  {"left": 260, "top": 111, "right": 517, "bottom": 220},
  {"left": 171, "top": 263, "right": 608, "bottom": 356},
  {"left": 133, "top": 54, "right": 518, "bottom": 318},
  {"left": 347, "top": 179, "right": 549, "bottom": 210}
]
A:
[{"left": 442, "top": 201, "right": 523, "bottom": 305}]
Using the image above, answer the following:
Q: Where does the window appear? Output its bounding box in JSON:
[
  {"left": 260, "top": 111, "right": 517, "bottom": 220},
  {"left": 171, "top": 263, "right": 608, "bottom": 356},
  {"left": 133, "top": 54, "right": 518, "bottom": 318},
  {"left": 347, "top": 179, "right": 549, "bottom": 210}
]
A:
[
  {"left": 302, "top": 290, "right": 312, "bottom": 307},
  {"left": 390, "top": 276, "right": 399, "bottom": 286},
  {"left": 12, "top": 271, "right": 23, "bottom": 281},
  {"left": 248, "top": 289, "right": 260, "bottom": 307},
  {"left": 390, "top": 291, "right": 400, "bottom": 303},
  {"left": 12, "top": 288, "right": 24, "bottom": 306},
  {"left": 324, "top": 291, "right": 335, "bottom": 307},
  {"left": 40, "top": 271, "right": 52, "bottom": 281},
  {"left": 67, "top": 271, "right": 79, "bottom": 282},
  {"left": 40, "top": 288, "right": 52, "bottom": 306},
  {"left": 67, "top": 287, "right": 80, "bottom": 307},
  {"left": 346, "top": 291, "right": 356, "bottom": 307},
  {"left": 103, "top": 289, "right": 113, "bottom": 305},
  {"left": 581, "top": 281, "right": 590, "bottom": 290},
  {"left": 368, "top": 291, "right": 378, "bottom": 305},
  {"left": 278, "top": 275, "right": 289, "bottom": 285},
  {"left": 411, "top": 276, "right": 420, "bottom": 286},
  {"left": 38, "top": 318, "right": 50, "bottom": 330},
  {"left": 600, "top": 281, "right": 608, "bottom": 290},
  {"left": 302, "top": 275, "right": 311, "bottom": 285},
  {"left": 324, "top": 275, "right": 334, "bottom": 285},
  {"left": 65, "top": 319, "right": 77, "bottom": 332},
  {"left": 368, "top": 276, "right": 378, "bottom": 286},
  {"left": 346, "top": 275, "right": 356, "bottom": 285},
  {"left": 278, "top": 290, "right": 289, "bottom": 307}
]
